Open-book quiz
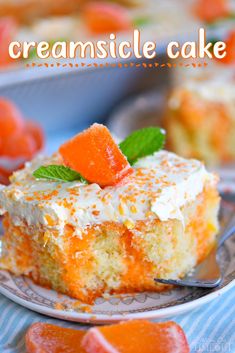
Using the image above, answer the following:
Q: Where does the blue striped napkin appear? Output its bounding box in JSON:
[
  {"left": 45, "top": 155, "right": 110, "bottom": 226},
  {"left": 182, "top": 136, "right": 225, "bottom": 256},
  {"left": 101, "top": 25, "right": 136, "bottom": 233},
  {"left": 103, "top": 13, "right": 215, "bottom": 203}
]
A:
[{"left": 0, "top": 286, "right": 234, "bottom": 353}]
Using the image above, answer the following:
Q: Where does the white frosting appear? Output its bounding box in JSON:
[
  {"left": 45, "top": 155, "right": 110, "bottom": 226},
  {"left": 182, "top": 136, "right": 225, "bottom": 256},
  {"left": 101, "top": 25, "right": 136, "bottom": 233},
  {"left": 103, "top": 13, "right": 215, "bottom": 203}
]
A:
[
  {"left": 0, "top": 151, "right": 216, "bottom": 235},
  {"left": 182, "top": 79, "right": 235, "bottom": 103}
]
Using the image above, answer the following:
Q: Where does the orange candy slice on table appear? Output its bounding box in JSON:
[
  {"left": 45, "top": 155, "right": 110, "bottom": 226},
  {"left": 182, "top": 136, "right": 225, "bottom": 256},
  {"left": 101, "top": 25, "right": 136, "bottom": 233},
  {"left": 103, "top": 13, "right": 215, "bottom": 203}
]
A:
[
  {"left": 82, "top": 320, "right": 190, "bottom": 353},
  {"left": 218, "top": 30, "right": 235, "bottom": 65},
  {"left": 83, "top": 2, "right": 132, "bottom": 34},
  {"left": 25, "top": 323, "right": 86, "bottom": 353},
  {"left": 1, "top": 132, "right": 37, "bottom": 159},
  {"left": 59, "top": 123, "right": 133, "bottom": 187},
  {"left": 0, "top": 17, "right": 18, "bottom": 67},
  {"left": 25, "top": 120, "right": 45, "bottom": 151},
  {"left": 0, "top": 98, "right": 44, "bottom": 159},
  {"left": 194, "top": 0, "right": 229, "bottom": 22},
  {"left": 0, "top": 98, "right": 35, "bottom": 159},
  {"left": 0, "top": 98, "right": 24, "bottom": 139},
  {"left": 25, "top": 320, "right": 190, "bottom": 353}
]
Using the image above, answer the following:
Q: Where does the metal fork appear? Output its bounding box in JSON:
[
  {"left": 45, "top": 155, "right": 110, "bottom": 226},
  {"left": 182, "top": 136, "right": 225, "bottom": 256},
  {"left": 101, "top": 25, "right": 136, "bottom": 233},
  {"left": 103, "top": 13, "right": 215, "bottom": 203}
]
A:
[{"left": 154, "top": 214, "right": 235, "bottom": 288}]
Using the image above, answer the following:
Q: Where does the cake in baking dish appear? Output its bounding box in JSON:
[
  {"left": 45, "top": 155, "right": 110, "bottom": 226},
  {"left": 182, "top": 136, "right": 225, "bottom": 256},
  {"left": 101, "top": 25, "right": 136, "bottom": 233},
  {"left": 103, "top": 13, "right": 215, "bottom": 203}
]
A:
[{"left": 0, "top": 124, "right": 220, "bottom": 304}]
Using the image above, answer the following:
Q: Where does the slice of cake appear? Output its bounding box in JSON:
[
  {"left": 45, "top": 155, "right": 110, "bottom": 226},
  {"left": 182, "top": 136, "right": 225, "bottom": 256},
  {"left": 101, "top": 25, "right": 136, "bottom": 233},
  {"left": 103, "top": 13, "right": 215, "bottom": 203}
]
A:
[
  {"left": 164, "top": 75, "right": 235, "bottom": 166},
  {"left": 0, "top": 124, "right": 220, "bottom": 304}
]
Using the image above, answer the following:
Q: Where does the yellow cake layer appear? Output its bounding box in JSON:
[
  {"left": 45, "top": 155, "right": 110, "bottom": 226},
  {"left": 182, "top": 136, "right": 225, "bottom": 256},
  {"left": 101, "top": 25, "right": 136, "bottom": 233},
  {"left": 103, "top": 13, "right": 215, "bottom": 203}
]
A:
[{"left": 0, "top": 184, "right": 219, "bottom": 304}]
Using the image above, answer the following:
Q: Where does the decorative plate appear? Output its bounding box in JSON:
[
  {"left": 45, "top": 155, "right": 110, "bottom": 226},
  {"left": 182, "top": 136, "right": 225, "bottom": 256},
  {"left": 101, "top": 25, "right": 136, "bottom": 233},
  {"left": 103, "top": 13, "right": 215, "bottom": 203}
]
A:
[{"left": 0, "top": 202, "right": 234, "bottom": 324}]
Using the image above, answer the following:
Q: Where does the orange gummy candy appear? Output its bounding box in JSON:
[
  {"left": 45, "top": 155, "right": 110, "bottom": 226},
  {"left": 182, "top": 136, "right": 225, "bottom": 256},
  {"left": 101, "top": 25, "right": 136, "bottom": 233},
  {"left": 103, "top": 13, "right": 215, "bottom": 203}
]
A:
[
  {"left": 0, "top": 18, "right": 18, "bottom": 67},
  {"left": 219, "top": 30, "right": 235, "bottom": 64},
  {"left": 0, "top": 98, "right": 24, "bottom": 138},
  {"left": 82, "top": 320, "right": 190, "bottom": 353},
  {"left": 25, "top": 323, "right": 86, "bottom": 353},
  {"left": 194, "top": 0, "right": 229, "bottom": 23},
  {"left": 25, "top": 120, "right": 45, "bottom": 151},
  {"left": 83, "top": 2, "right": 132, "bottom": 34},
  {"left": 1, "top": 131, "right": 37, "bottom": 158},
  {"left": 59, "top": 123, "right": 133, "bottom": 187}
]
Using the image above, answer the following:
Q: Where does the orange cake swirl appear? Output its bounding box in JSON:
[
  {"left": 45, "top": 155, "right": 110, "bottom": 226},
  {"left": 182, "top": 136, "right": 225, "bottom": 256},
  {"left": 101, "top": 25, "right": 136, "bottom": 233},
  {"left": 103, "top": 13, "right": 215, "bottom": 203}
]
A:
[
  {"left": 164, "top": 77, "right": 235, "bottom": 166},
  {"left": 0, "top": 151, "right": 220, "bottom": 303}
]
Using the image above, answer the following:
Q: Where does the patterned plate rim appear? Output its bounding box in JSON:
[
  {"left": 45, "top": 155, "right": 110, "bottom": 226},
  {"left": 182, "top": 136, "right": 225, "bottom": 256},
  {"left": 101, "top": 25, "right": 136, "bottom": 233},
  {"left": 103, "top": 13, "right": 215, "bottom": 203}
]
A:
[{"left": 0, "top": 270, "right": 234, "bottom": 324}]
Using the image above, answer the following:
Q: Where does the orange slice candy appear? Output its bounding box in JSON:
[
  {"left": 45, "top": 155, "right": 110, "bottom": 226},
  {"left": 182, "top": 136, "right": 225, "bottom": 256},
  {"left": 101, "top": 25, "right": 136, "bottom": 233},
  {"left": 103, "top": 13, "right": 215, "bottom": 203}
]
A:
[
  {"left": 0, "top": 18, "right": 18, "bottom": 67},
  {"left": 25, "top": 120, "right": 45, "bottom": 151},
  {"left": 82, "top": 320, "right": 190, "bottom": 353},
  {"left": 219, "top": 30, "right": 235, "bottom": 64},
  {"left": 83, "top": 2, "right": 132, "bottom": 34},
  {"left": 194, "top": 0, "right": 229, "bottom": 23},
  {"left": 1, "top": 132, "right": 37, "bottom": 158},
  {"left": 25, "top": 323, "right": 86, "bottom": 353},
  {"left": 0, "top": 98, "right": 24, "bottom": 138},
  {"left": 59, "top": 123, "right": 133, "bottom": 187}
]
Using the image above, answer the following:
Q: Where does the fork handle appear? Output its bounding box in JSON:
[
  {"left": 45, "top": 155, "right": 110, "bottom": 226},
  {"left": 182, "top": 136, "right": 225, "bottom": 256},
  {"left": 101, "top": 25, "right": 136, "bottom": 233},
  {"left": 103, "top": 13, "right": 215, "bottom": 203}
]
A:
[{"left": 218, "top": 214, "right": 235, "bottom": 247}]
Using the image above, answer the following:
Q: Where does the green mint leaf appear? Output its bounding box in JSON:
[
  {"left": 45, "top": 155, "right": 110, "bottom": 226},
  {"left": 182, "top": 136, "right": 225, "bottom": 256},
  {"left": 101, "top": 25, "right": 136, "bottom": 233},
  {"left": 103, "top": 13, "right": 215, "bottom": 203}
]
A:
[
  {"left": 27, "top": 47, "right": 37, "bottom": 60},
  {"left": 207, "top": 13, "right": 235, "bottom": 27},
  {"left": 119, "top": 127, "right": 165, "bottom": 165},
  {"left": 33, "top": 165, "right": 88, "bottom": 183},
  {"left": 133, "top": 16, "right": 151, "bottom": 28}
]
